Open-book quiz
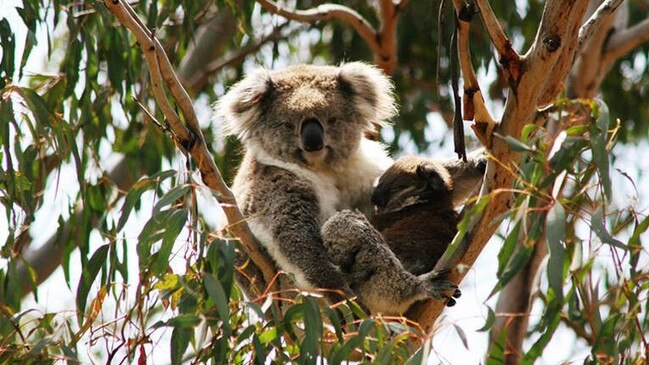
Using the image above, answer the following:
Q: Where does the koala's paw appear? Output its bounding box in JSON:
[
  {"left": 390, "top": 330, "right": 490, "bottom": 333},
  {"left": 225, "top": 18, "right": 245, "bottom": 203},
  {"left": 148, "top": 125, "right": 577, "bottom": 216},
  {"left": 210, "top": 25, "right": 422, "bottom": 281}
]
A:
[{"left": 421, "top": 269, "right": 460, "bottom": 307}]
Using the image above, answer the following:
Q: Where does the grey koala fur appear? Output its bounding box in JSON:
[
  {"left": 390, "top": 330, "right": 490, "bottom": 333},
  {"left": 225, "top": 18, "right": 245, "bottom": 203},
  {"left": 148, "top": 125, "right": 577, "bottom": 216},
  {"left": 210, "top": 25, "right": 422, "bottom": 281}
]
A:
[
  {"left": 215, "top": 63, "right": 395, "bottom": 302},
  {"left": 321, "top": 210, "right": 457, "bottom": 315},
  {"left": 371, "top": 149, "right": 487, "bottom": 277}
]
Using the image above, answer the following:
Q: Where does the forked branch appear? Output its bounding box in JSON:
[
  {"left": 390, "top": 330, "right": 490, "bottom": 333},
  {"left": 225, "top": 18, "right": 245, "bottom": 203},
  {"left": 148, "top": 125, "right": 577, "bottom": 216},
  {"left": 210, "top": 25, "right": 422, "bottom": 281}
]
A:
[
  {"left": 256, "top": 0, "right": 380, "bottom": 54},
  {"left": 255, "top": 0, "right": 408, "bottom": 74},
  {"left": 103, "top": 0, "right": 277, "bottom": 293}
]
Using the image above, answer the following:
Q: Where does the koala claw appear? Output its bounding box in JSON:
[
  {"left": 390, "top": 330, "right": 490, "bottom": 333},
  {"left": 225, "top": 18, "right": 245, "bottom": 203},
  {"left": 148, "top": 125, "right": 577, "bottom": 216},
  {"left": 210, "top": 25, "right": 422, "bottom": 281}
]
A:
[{"left": 420, "top": 269, "right": 461, "bottom": 307}]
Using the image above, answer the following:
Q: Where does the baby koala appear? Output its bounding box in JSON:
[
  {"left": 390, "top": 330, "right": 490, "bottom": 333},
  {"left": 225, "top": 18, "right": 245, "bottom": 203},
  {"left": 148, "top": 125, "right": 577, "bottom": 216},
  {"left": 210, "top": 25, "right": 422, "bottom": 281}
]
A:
[
  {"left": 371, "top": 151, "right": 487, "bottom": 278},
  {"left": 321, "top": 210, "right": 458, "bottom": 315}
]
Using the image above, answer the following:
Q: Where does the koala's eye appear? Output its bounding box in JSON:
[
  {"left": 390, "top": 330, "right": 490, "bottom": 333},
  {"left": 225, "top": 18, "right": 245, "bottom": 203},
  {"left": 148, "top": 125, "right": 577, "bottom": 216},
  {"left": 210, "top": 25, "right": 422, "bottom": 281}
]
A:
[
  {"left": 283, "top": 122, "right": 295, "bottom": 131},
  {"left": 328, "top": 117, "right": 337, "bottom": 124}
]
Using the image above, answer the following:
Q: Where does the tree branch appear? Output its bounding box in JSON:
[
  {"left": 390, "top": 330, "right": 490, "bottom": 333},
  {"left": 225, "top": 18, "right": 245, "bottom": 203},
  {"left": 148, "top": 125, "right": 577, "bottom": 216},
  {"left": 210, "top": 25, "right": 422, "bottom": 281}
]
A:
[
  {"left": 255, "top": 0, "right": 408, "bottom": 74},
  {"left": 451, "top": 0, "right": 497, "bottom": 147},
  {"left": 578, "top": 0, "right": 624, "bottom": 51},
  {"left": 604, "top": 17, "right": 649, "bottom": 63},
  {"left": 532, "top": 0, "right": 591, "bottom": 106},
  {"left": 255, "top": 0, "right": 380, "bottom": 55},
  {"left": 104, "top": 0, "right": 277, "bottom": 291},
  {"left": 567, "top": 0, "right": 625, "bottom": 98},
  {"left": 475, "top": 0, "right": 520, "bottom": 75},
  {"left": 409, "top": 0, "right": 591, "bottom": 334}
]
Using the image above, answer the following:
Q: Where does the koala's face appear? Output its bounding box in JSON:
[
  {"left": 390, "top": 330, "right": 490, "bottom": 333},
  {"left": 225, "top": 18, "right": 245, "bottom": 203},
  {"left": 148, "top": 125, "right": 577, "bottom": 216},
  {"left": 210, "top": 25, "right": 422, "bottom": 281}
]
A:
[
  {"left": 216, "top": 63, "right": 396, "bottom": 167},
  {"left": 372, "top": 156, "right": 453, "bottom": 215}
]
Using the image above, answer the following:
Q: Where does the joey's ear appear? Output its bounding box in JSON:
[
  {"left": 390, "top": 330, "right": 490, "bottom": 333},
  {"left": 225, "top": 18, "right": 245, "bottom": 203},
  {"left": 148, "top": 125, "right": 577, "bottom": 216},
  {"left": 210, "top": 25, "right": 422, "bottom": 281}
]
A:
[
  {"left": 338, "top": 62, "right": 397, "bottom": 132},
  {"left": 416, "top": 163, "right": 450, "bottom": 192},
  {"left": 214, "top": 68, "right": 273, "bottom": 140}
]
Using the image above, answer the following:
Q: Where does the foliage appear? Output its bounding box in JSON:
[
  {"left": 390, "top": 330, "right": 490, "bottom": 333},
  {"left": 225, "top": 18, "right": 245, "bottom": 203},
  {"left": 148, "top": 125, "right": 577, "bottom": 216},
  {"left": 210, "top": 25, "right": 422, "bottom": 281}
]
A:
[{"left": 1, "top": 0, "right": 648, "bottom": 363}]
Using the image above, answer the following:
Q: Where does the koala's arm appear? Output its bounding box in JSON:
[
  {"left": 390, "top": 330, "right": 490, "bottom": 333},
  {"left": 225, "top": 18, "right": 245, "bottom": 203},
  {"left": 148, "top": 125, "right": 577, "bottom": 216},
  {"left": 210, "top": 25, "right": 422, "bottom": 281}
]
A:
[
  {"left": 243, "top": 166, "right": 351, "bottom": 303},
  {"left": 442, "top": 148, "right": 487, "bottom": 206}
]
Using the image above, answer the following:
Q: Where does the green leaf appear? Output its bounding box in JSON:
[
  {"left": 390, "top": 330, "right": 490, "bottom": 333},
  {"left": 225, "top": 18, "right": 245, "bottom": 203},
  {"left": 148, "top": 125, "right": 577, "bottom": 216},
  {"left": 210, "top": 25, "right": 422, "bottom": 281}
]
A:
[
  {"left": 0, "top": 19, "right": 16, "bottom": 89},
  {"left": 495, "top": 133, "right": 535, "bottom": 152},
  {"left": 478, "top": 306, "right": 496, "bottom": 332},
  {"left": 76, "top": 244, "right": 110, "bottom": 324},
  {"left": 300, "top": 296, "right": 323, "bottom": 364},
  {"left": 153, "top": 314, "right": 201, "bottom": 329},
  {"left": 117, "top": 180, "right": 153, "bottom": 231},
  {"left": 591, "top": 208, "right": 626, "bottom": 249},
  {"left": 589, "top": 100, "right": 612, "bottom": 201},
  {"left": 151, "top": 209, "right": 187, "bottom": 275},
  {"left": 489, "top": 243, "right": 534, "bottom": 299},
  {"left": 497, "top": 222, "right": 521, "bottom": 277},
  {"left": 17, "top": 87, "right": 58, "bottom": 131},
  {"left": 170, "top": 327, "right": 191, "bottom": 365},
  {"left": 204, "top": 273, "right": 231, "bottom": 334},
  {"left": 153, "top": 185, "right": 190, "bottom": 215},
  {"left": 546, "top": 202, "right": 566, "bottom": 302},
  {"left": 520, "top": 305, "right": 561, "bottom": 364},
  {"left": 453, "top": 324, "right": 469, "bottom": 349}
]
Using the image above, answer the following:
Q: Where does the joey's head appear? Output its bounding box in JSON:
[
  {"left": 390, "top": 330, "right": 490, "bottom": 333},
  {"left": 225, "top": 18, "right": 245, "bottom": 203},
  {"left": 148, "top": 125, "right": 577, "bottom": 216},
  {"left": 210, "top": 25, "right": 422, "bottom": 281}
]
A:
[
  {"left": 215, "top": 62, "right": 396, "bottom": 167},
  {"left": 372, "top": 156, "right": 453, "bottom": 215}
]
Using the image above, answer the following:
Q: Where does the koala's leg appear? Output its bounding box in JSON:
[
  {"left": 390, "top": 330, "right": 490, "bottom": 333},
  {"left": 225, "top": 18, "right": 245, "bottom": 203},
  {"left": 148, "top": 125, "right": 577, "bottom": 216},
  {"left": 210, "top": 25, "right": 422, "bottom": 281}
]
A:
[{"left": 323, "top": 210, "right": 458, "bottom": 314}]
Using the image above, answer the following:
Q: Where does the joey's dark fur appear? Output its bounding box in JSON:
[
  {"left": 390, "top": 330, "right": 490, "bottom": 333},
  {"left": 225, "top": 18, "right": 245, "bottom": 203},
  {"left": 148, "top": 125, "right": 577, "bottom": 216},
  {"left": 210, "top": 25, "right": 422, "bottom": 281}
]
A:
[{"left": 372, "top": 151, "right": 487, "bottom": 276}]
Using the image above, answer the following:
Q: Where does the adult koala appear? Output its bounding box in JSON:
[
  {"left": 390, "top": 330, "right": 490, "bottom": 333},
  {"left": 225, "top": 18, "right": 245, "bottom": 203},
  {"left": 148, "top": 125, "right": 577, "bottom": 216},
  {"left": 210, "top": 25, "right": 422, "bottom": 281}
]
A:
[{"left": 216, "top": 63, "right": 395, "bottom": 302}]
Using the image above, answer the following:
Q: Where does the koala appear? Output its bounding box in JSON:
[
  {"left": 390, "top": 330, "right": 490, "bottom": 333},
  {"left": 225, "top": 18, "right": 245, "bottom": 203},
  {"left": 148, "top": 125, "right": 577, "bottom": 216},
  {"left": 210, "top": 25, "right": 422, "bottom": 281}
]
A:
[
  {"left": 321, "top": 210, "right": 458, "bottom": 315},
  {"left": 371, "top": 150, "right": 487, "bottom": 277},
  {"left": 215, "top": 63, "right": 395, "bottom": 302}
]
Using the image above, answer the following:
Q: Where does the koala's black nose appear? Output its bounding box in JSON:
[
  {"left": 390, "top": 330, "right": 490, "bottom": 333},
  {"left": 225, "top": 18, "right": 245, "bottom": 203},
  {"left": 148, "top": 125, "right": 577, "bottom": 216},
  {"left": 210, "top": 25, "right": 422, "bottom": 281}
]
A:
[{"left": 300, "top": 118, "right": 325, "bottom": 152}]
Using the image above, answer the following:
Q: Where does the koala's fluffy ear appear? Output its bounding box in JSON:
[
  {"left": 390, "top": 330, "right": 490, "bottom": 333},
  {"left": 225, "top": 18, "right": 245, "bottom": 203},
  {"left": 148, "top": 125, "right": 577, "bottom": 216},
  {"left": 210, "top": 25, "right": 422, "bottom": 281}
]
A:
[
  {"left": 338, "top": 62, "right": 397, "bottom": 133},
  {"left": 215, "top": 68, "right": 273, "bottom": 140},
  {"left": 416, "top": 162, "right": 452, "bottom": 192}
]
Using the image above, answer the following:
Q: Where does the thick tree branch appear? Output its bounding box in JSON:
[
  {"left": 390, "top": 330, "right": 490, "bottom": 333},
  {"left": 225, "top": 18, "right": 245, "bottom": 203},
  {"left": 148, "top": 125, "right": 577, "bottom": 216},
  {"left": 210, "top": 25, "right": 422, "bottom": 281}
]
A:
[
  {"left": 104, "top": 0, "right": 277, "bottom": 290},
  {"left": 409, "top": 0, "right": 591, "bottom": 334},
  {"left": 532, "top": 0, "right": 591, "bottom": 106},
  {"left": 178, "top": 10, "right": 237, "bottom": 92}
]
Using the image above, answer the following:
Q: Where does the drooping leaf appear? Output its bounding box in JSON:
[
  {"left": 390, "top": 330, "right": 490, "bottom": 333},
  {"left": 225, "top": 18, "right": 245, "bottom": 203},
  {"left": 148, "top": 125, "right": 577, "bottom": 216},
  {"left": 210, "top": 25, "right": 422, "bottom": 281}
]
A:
[
  {"left": 76, "top": 244, "right": 110, "bottom": 324},
  {"left": 546, "top": 202, "right": 566, "bottom": 302},
  {"left": 591, "top": 208, "right": 626, "bottom": 249}
]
